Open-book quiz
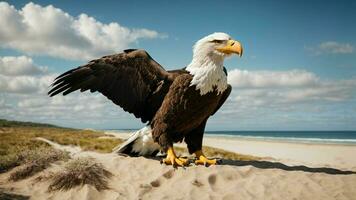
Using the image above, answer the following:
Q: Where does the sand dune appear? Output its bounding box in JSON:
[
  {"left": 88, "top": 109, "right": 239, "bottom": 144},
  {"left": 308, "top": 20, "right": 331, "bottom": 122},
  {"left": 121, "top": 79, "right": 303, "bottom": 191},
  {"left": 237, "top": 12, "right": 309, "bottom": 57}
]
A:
[
  {"left": 1, "top": 136, "right": 356, "bottom": 200},
  {"left": 1, "top": 155, "right": 356, "bottom": 200}
]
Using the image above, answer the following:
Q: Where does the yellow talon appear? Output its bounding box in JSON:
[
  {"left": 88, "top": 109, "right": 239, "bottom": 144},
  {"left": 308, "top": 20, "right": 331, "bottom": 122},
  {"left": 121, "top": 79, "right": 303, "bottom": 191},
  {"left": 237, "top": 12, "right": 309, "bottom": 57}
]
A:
[
  {"left": 194, "top": 150, "right": 218, "bottom": 166},
  {"left": 161, "top": 147, "right": 189, "bottom": 167}
]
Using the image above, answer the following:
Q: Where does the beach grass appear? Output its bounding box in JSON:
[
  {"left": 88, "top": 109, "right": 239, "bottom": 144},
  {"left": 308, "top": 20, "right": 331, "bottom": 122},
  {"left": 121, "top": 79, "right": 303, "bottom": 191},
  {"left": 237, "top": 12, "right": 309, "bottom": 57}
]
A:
[
  {"left": 1, "top": 119, "right": 259, "bottom": 175},
  {"left": 202, "top": 146, "right": 260, "bottom": 161},
  {"left": 9, "top": 148, "right": 69, "bottom": 181},
  {"left": 0, "top": 126, "right": 123, "bottom": 173},
  {"left": 48, "top": 157, "right": 112, "bottom": 191}
]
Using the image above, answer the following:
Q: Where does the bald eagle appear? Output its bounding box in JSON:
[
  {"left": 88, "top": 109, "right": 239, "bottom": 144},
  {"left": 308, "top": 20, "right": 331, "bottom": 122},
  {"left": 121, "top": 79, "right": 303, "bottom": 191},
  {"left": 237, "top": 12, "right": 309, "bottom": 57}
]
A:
[{"left": 49, "top": 32, "right": 243, "bottom": 167}]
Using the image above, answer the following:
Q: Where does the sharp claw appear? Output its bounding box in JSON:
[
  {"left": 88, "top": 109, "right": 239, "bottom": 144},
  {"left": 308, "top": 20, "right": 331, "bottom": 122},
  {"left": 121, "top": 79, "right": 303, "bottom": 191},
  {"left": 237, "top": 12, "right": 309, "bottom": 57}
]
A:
[
  {"left": 162, "top": 147, "right": 189, "bottom": 167},
  {"left": 194, "top": 154, "right": 219, "bottom": 166}
]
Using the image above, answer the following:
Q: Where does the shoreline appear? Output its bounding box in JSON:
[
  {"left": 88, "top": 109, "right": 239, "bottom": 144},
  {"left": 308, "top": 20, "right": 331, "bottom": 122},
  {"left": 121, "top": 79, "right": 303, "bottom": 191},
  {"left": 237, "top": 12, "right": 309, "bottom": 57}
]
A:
[
  {"left": 105, "top": 130, "right": 356, "bottom": 146},
  {"left": 106, "top": 130, "right": 356, "bottom": 170},
  {"left": 204, "top": 134, "right": 356, "bottom": 146},
  {"left": 104, "top": 130, "right": 356, "bottom": 146}
]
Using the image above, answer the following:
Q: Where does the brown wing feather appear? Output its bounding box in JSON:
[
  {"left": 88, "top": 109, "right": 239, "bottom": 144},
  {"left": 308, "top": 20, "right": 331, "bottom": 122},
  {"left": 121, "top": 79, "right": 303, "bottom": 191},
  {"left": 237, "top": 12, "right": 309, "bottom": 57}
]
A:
[
  {"left": 211, "top": 84, "right": 231, "bottom": 116},
  {"left": 48, "top": 49, "right": 171, "bottom": 123}
]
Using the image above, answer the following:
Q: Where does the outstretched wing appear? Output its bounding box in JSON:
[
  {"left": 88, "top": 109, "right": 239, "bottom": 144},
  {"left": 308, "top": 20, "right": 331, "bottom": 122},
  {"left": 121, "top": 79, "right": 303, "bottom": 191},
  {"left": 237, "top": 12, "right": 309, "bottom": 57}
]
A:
[{"left": 48, "top": 49, "right": 171, "bottom": 123}]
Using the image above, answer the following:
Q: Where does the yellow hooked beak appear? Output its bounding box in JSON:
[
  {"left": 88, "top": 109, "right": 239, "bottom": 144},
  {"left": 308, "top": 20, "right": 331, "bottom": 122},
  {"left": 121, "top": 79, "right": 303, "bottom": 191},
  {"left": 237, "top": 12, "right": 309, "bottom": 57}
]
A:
[{"left": 216, "top": 40, "right": 243, "bottom": 57}]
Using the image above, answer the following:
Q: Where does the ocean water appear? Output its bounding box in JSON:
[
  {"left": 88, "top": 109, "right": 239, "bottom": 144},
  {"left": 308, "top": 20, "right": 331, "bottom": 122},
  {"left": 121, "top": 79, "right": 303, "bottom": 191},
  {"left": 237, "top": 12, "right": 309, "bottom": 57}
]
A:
[
  {"left": 108, "top": 129, "right": 356, "bottom": 145},
  {"left": 205, "top": 131, "right": 356, "bottom": 145}
]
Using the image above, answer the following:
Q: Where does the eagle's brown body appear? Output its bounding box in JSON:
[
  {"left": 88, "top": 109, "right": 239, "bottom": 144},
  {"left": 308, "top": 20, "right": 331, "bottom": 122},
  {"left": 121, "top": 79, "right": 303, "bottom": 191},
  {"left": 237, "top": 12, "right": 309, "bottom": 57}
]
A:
[
  {"left": 49, "top": 49, "right": 231, "bottom": 156},
  {"left": 152, "top": 72, "right": 231, "bottom": 153}
]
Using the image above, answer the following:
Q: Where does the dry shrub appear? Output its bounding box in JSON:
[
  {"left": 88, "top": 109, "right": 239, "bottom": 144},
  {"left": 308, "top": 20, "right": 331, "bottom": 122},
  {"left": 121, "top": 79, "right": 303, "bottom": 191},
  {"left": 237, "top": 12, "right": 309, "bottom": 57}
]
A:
[
  {"left": 0, "top": 154, "right": 21, "bottom": 173},
  {"left": 48, "top": 157, "right": 112, "bottom": 192},
  {"left": 0, "top": 139, "right": 50, "bottom": 173},
  {"left": 9, "top": 148, "right": 69, "bottom": 181}
]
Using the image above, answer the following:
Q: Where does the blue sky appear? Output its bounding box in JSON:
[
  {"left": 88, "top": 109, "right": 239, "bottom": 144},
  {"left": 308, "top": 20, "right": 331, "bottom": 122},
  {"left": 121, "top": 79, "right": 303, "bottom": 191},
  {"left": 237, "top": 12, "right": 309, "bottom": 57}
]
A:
[{"left": 0, "top": 0, "right": 355, "bottom": 130}]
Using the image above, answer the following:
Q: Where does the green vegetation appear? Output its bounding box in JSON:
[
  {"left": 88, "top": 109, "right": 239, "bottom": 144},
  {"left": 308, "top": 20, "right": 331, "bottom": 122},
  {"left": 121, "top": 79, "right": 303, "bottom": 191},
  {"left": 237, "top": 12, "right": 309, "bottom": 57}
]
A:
[
  {"left": 0, "top": 119, "right": 260, "bottom": 193},
  {"left": 0, "top": 118, "right": 58, "bottom": 128},
  {"left": 1, "top": 119, "right": 259, "bottom": 177},
  {"left": 0, "top": 133, "right": 50, "bottom": 173},
  {"left": 0, "top": 126, "right": 123, "bottom": 173},
  {"left": 202, "top": 146, "right": 260, "bottom": 161}
]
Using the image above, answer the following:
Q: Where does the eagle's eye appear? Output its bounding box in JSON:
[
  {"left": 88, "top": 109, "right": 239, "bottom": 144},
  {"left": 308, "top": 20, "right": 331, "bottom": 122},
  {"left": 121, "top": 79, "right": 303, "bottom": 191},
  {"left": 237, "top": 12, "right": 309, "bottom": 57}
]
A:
[{"left": 210, "top": 39, "right": 225, "bottom": 44}]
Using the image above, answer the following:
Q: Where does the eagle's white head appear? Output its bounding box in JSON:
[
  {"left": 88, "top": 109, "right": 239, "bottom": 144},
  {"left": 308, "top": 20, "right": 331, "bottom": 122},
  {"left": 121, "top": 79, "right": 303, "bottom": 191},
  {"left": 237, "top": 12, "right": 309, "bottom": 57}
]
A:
[{"left": 186, "top": 32, "right": 243, "bottom": 95}]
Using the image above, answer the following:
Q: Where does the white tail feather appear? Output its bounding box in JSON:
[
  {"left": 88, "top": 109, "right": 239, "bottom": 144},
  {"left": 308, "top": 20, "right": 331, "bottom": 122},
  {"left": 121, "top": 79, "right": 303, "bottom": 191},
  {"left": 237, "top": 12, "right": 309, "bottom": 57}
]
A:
[{"left": 113, "top": 126, "right": 160, "bottom": 156}]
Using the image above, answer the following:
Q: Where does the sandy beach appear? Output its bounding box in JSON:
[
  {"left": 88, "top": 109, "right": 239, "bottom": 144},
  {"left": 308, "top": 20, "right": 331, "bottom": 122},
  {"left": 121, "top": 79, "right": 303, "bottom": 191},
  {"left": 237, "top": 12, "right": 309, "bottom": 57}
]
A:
[
  {"left": 1, "top": 131, "right": 356, "bottom": 200},
  {"left": 109, "top": 131, "right": 356, "bottom": 170},
  {"left": 204, "top": 136, "right": 356, "bottom": 170}
]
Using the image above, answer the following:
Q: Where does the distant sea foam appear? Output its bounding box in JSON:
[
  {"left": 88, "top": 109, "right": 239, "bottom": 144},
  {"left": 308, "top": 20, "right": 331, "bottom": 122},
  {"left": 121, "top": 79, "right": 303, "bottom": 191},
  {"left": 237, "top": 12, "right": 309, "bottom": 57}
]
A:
[
  {"left": 106, "top": 129, "right": 356, "bottom": 145},
  {"left": 205, "top": 131, "right": 356, "bottom": 145}
]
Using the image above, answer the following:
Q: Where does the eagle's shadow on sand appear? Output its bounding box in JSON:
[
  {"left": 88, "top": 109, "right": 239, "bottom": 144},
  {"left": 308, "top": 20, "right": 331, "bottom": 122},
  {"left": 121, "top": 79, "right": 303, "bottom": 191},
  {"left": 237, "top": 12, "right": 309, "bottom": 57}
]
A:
[
  {"left": 220, "top": 159, "right": 356, "bottom": 175},
  {"left": 148, "top": 155, "right": 356, "bottom": 175}
]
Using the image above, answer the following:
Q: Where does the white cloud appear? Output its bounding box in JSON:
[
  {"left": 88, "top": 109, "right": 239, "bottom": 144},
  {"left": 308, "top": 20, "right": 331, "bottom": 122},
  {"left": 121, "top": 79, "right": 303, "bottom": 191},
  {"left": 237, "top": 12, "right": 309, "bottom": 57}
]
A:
[
  {"left": 0, "top": 74, "right": 55, "bottom": 94},
  {"left": 283, "top": 86, "right": 351, "bottom": 103},
  {"left": 228, "top": 69, "right": 319, "bottom": 88},
  {"left": 2, "top": 91, "right": 141, "bottom": 128},
  {"left": 228, "top": 69, "right": 356, "bottom": 105},
  {"left": 0, "top": 56, "right": 47, "bottom": 76},
  {"left": 225, "top": 69, "right": 356, "bottom": 111},
  {"left": 319, "top": 41, "right": 353, "bottom": 54},
  {"left": 306, "top": 41, "right": 354, "bottom": 55},
  {"left": 0, "top": 2, "right": 164, "bottom": 60},
  {"left": 209, "top": 69, "right": 356, "bottom": 130},
  {"left": 0, "top": 56, "right": 52, "bottom": 93}
]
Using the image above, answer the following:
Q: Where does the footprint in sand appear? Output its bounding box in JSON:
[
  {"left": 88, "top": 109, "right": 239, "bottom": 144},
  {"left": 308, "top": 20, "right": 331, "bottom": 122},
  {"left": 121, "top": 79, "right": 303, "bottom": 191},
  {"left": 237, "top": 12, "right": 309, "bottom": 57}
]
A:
[
  {"left": 192, "top": 179, "right": 204, "bottom": 187},
  {"left": 150, "top": 179, "right": 161, "bottom": 187},
  {"left": 149, "top": 169, "right": 175, "bottom": 188},
  {"left": 162, "top": 169, "right": 174, "bottom": 179},
  {"left": 208, "top": 173, "right": 219, "bottom": 191},
  {"left": 208, "top": 174, "right": 217, "bottom": 185}
]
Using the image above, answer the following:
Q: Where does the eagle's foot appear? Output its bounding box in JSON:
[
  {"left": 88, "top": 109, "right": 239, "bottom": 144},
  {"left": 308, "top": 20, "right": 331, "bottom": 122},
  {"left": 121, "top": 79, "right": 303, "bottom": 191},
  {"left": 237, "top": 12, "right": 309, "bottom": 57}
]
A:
[
  {"left": 161, "top": 147, "right": 189, "bottom": 168},
  {"left": 194, "top": 150, "right": 219, "bottom": 166}
]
